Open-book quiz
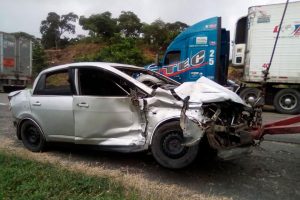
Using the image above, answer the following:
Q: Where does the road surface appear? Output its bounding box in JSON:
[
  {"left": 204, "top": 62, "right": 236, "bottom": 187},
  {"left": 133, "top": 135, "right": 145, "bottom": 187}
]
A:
[{"left": 0, "top": 92, "right": 299, "bottom": 200}]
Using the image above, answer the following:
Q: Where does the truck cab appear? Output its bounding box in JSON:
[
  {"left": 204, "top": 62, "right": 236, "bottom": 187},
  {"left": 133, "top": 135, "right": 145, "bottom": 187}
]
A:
[{"left": 146, "top": 17, "right": 230, "bottom": 86}]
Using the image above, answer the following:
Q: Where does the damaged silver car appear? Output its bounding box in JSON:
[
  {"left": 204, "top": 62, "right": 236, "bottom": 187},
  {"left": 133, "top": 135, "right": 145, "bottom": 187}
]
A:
[{"left": 8, "top": 62, "right": 258, "bottom": 169}]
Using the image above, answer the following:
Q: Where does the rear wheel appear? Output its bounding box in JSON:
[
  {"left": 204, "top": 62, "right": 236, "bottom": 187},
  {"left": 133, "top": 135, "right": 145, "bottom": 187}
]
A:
[
  {"left": 20, "top": 120, "right": 46, "bottom": 152},
  {"left": 274, "top": 89, "right": 300, "bottom": 114},
  {"left": 151, "top": 121, "right": 198, "bottom": 169}
]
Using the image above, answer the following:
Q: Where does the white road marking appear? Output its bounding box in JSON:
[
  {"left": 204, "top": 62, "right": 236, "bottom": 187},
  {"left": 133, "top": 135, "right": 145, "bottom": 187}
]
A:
[{"left": 0, "top": 103, "right": 8, "bottom": 106}]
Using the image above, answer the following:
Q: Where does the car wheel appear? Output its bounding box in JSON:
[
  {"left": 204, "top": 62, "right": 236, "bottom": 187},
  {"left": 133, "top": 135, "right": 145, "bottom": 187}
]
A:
[
  {"left": 20, "top": 120, "right": 46, "bottom": 152},
  {"left": 151, "top": 121, "right": 198, "bottom": 169},
  {"left": 239, "top": 87, "right": 260, "bottom": 104},
  {"left": 274, "top": 89, "right": 300, "bottom": 114}
]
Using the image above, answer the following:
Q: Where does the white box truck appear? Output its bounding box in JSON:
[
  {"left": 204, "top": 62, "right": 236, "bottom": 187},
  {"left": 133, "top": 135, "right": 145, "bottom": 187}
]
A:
[
  {"left": 232, "top": 1, "right": 300, "bottom": 114},
  {"left": 0, "top": 32, "right": 32, "bottom": 92}
]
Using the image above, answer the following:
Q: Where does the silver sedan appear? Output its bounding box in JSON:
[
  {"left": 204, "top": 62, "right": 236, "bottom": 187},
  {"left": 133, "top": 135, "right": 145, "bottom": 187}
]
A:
[{"left": 8, "top": 62, "right": 256, "bottom": 169}]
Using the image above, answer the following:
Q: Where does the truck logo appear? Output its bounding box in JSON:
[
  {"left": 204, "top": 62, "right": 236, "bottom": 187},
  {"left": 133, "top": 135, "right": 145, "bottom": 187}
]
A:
[
  {"left": 191, "top": 50, "right": 205, "bottom": 66},
  {"left": 273, "top": 23, "right": 300, "bottom": 36},
  {"left": 160, "top": 50, "right": 208, "bottom": 77}
]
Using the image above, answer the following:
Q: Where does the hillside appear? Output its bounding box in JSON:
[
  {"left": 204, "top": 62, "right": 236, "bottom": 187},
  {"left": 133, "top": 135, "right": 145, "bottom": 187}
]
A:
[
  {"left": 45, "top": 43, "right": 156, "bottom": 67},
  {"left": 45, "top": 43, "right": 104, "bottom": 66}
]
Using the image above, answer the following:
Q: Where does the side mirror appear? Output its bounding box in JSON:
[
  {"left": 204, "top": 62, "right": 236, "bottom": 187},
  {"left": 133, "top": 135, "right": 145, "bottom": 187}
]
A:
[{"left": 155, "top": 53, "right": 162, "bottom": 66}]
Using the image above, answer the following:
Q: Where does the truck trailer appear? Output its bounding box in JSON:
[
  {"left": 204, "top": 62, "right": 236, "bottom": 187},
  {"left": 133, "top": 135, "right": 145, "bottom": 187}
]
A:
[
  {"left": 0, "top": 32, "right": 32, "bottom": 92},
  {"left": 233, "top": 1, "right": 300, "bottom": 114},
  {"left": 146, "top": 1, "right": 300, "bottom": 114}
]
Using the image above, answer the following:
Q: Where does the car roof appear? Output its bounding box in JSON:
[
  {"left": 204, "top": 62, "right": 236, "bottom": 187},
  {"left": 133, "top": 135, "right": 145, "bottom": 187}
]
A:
[
  {"left": 41, "top": 62, "right": 142, "bottom": 73},
  {"left": 34, "top": 62, "right": 153, "bottom": 95}
]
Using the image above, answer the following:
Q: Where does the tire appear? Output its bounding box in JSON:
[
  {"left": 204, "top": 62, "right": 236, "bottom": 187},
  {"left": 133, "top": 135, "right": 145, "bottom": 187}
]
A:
[
  {"left": 273, "top": 89, "right": 300, "bottom": 114},
  {"left": 151, "top": 121, "right": 198, "bottom": 169},
  {"left": 239, "top": 87, "right": 260, "bottom": 104},
  {"left": 20, "top": 120, "right": 46, "bottom": 152}
]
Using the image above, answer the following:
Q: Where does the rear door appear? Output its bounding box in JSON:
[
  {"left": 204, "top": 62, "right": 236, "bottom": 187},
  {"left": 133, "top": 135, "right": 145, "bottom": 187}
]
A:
[
  {"left": 31, "top": 69, "right": 75, "bottom": 142},
  {"left": 73, "top": 67, "right": 146, "bottom": 147}
]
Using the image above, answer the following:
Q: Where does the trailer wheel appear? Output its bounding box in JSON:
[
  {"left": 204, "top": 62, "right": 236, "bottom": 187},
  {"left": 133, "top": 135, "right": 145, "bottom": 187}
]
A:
[
  {"left": 151, "top": 121, "right": 198, "bottom": 169},
  {"left": 274, "top": 89, "right": 300, "bottom": 114},
  {"left": 239, "top": 88, "right": 260, "bottom": 104}
]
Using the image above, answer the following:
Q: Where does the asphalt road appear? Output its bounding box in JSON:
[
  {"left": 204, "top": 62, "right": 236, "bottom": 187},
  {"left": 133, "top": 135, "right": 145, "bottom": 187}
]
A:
[{"left": 0, "top": 92, "right": 299, "bottom": 200}]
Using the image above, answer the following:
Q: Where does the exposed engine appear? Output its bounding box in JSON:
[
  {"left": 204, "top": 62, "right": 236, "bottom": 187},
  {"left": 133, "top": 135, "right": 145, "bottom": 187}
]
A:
[{"left": 202, "top": 101, "right": 261, "bottom": 150}]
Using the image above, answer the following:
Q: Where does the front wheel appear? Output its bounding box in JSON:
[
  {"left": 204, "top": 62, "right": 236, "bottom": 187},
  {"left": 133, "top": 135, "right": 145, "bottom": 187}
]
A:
[
  {"left": 274, "top": 89, "right": 300, "bottom": 114},
  {"left": 151, "top": 121, "right": 198, "bottom": 169},
  {"left": 20, "top": 120, "right": 46, "bottom": 152}
]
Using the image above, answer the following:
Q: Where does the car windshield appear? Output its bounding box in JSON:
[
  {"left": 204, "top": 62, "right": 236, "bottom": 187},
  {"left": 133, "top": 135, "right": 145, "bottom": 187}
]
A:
[{"left": 114, "top": 66, "right": 180, "bottom": 90}]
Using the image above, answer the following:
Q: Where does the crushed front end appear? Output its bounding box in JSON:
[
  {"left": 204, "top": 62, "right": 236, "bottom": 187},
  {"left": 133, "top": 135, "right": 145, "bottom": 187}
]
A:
[{"left": 176, "top": 77, "right": 261, "bottom": 160}]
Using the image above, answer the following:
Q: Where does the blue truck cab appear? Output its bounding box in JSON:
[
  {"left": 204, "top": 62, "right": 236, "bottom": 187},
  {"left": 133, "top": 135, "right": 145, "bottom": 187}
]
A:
[{"left": 146, "top": 17, "right": 230, "bottom": 85}]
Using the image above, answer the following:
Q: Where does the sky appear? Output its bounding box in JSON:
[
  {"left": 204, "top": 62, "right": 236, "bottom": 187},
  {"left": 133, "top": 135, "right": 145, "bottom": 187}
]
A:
[{"left": 0, "top": 0, "right": 295, "bottom": 40}]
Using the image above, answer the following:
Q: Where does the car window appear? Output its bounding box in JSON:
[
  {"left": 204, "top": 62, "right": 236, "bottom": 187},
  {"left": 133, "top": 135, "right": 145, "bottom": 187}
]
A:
[
  {"left": 34, "top": 70, "right": 72, "bottom": 95},
  {"left": 78, "top": 68, "right": 131, "bottom": 96}
]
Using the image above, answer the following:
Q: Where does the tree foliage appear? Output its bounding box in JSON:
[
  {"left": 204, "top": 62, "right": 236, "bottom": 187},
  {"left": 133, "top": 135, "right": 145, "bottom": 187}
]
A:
[
  {"left": 142, "top": 19, "right": 188, "bottom": 50},
  {"left": 118, "top": 11, "right": 142, "bottom": 38},
  {"left": 79, "top": 12, "right": 118, "bottom": 39},
  {"left": 76, "top": 34, "right": 147, "bottom": 66},
  {"left": 32, "top": 42, "right": 48, "bottom": 76},
  {"left": 40, "top": 12, "right": 78, "bottom": 48}
]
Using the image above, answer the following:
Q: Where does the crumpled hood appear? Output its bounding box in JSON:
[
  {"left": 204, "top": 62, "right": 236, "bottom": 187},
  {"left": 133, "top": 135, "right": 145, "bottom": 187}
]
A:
[{"left": 174, "top": 77, "right": 247, "bottom": 106}]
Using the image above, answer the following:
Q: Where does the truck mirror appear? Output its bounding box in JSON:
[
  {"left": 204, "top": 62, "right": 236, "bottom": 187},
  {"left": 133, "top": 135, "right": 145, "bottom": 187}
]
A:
[{"left": 155, "top": 54, "right": 161, "bottom": 66}]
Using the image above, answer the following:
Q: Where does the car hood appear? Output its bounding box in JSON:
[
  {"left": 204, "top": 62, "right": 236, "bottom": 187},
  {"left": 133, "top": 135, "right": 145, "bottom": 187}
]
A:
[{"left": 174, "top": 77, "right": 247, "bottom": 106}]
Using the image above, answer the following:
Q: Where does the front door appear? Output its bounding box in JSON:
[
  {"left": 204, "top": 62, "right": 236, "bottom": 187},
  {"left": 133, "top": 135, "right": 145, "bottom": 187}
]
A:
[{"left": 73, "top": 67, "right": 145, "bottom": 146}]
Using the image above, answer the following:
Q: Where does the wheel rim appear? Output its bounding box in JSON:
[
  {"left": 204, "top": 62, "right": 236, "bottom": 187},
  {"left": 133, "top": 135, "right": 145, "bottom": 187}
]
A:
[
  {"left": 162, "top": 131, "right": 187, "bottom": 159},
  {"left": 24, "top": 125, "right": 41, "bottom": 147},
  {"left": 244, "top": 92, "right": 258, "bottom": 103},
  {"left": 279, "top": 93, "right": 297, "bottom": 110}
]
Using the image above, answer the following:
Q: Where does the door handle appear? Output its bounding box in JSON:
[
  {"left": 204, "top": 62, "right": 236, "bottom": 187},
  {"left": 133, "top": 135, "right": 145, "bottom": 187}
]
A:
[
  {"left": 32, "top": 101, "right": 41, "bottom": 106},
  {"left": 77, "top": 102, "right": 89, "bottom": 108}
]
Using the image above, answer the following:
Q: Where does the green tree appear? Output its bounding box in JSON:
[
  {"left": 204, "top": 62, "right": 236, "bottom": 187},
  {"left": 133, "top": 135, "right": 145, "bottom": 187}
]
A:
[
  {"left": 142, "top": 19, "right": 188, "bottom": 51},
  {"left": 118, "top": 11, "right": 142, "bottom": 38},
  {"left": 165, "top": 21, "right": 188, "bottom": 42},
  {"left": 32, "top": 41, "right": 48, "bottom": 76},
  {"left": 142, "top": 19, "right": 168, "bottom": 50},
  {"left": 76, "top": 34, "right": 147, "bottom": 66},
  {"left": 79, "top": 12, "right": 118, "bottom": 39},
  {"left": 40, "top": 12, "right": 78, "bottom": 49}
]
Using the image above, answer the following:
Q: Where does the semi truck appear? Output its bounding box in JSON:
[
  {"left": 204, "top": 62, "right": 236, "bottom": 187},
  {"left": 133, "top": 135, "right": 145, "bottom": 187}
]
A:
[
  {"left": 0, "top": 32, "right": 32, "bottom": 92},
  {"left": 146, "top": 1, "right": 300, "bottom": 114}
]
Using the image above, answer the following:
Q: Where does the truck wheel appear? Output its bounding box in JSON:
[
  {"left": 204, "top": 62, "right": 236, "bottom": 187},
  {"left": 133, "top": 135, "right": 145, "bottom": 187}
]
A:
[
  {"left": 151, "top": 121, "right": 198, "bottom": 169},
  {"left": 239, "top": 88, "right": 260, "bottom": 104},
  {"left": 20, "top": 120, "right": 46, "bottom": 152},
  {"left": 274, "top": 89, "right": 300, "bottom": 114}
]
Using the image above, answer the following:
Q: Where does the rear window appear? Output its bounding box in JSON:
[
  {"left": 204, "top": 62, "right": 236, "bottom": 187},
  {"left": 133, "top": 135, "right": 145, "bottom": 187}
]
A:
[{"left": 34, "top": 70, "right": 73, "bottom": 95}]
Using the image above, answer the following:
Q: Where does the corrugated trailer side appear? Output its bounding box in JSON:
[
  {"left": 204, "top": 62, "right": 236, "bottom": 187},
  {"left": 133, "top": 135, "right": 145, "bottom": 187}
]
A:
[
  {"left": 233, "top": 1, "right": 300, "bottom": 114},
  {"left": 0, "top": 32, "right": 32, "bottom": 92},
  {"left": 245, "top": 1, "right": 300, "bottom": 83}
]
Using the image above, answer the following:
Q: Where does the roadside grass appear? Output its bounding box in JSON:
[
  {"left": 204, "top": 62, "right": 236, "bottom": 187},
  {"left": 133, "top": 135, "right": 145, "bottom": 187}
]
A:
[{"left": 0, "top": 151, "right": 138, "bottom": 200}]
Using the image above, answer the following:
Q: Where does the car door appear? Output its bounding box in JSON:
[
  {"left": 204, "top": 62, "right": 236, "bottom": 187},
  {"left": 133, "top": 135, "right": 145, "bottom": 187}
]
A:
[
  {"left": 30, "top": 68, "right": 75, "bottom": 142},
  {"left": 73, "top": 67, "right": 146, "bottom": 147}
]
